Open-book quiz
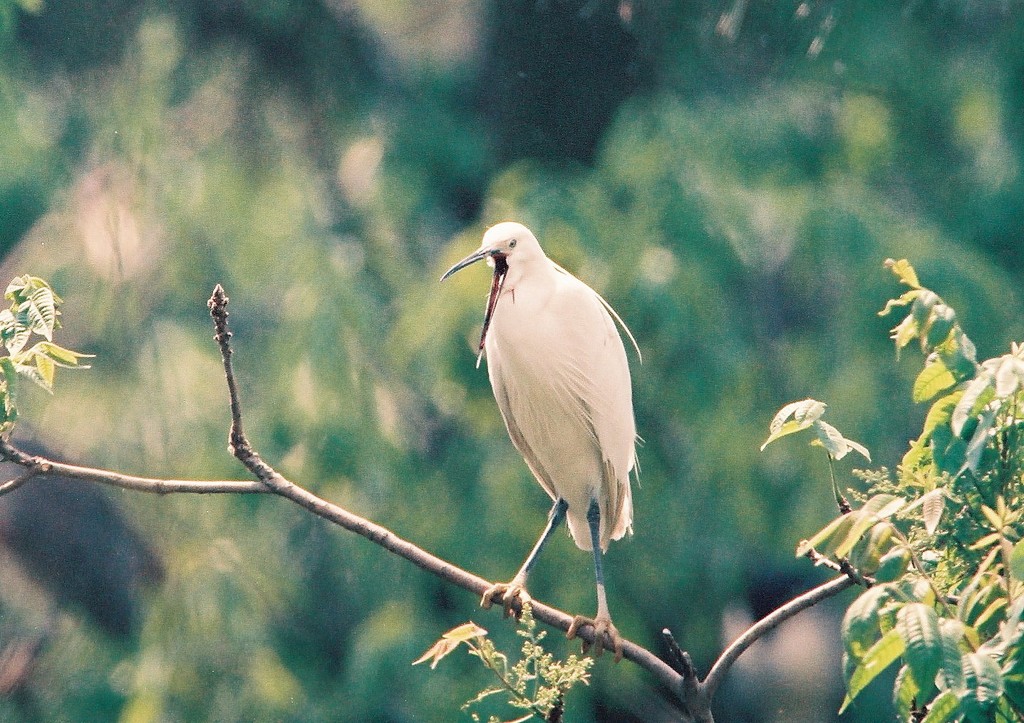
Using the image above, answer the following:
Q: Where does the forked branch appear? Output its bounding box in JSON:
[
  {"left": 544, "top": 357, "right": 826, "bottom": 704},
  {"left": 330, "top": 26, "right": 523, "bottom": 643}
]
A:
[{"left": 0, "top": 285, "right": 864, "bottom": 723}]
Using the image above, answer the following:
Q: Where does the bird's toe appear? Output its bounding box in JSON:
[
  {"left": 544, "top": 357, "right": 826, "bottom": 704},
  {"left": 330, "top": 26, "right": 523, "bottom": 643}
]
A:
[
  {"left": 566, "top": 614, "right": 588, "bottom": 642},
  {"left": 480, "top": 583, "right": 504, "bottom": 610},
  {"left": 567, "top": 614, "right": 623, "bottom": 662},
  {"left": 594, "top": 616, "right": 624, "bottom": 663},
  {"left": 480, "top": 581, "right": 530, "bottom": 618}
]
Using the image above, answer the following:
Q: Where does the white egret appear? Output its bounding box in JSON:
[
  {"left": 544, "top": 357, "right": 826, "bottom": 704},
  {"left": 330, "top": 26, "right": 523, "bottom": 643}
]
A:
[{"left": 441, "top": 221, "right": 639, "bottom": 659}]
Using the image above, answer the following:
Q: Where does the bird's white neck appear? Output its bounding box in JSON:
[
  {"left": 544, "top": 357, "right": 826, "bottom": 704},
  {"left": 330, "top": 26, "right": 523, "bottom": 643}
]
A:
[{"left": 502, "top": 254, "right": 555, "bottom": 293}]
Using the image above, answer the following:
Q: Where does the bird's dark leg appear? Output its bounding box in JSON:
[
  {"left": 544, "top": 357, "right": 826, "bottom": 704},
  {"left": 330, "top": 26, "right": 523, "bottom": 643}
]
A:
[
  {"left": 481, "top": 498, "right": 567, "bottom": 617},
  {"left": 567, "top": 499, "right": 624, "bottom": 661}
]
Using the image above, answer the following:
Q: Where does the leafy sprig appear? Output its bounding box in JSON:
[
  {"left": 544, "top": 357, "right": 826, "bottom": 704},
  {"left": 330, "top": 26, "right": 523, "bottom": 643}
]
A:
[
  {"left": 414, "top": 603, "right": 593, "bottom": 722},
  {"left": 767, "top": 259, "right": 1024, "bottom": 722},
  {"left": 0, "top": 275, "right": 91, "bottom": 430}
]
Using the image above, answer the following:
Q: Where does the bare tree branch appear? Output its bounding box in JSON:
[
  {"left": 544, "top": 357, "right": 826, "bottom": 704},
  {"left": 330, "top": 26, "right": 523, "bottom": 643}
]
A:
[
  {"left": 662, "top": 628, "right": 712, "bottom": 723},
  {"left": 0, "top": 284, "right": 869, "bottom": 723},
  {"left": 0, "top": 467, "right": 39, "bottom": 497},
  {"left": 0, "top": 444, "right": 265, "bottom": 494},
  {"left": 701, "top": 574, "right": 856, "bottom": 698}
]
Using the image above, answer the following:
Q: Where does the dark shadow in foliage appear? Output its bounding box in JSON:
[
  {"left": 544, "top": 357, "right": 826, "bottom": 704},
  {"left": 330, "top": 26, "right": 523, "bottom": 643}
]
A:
[
  {"left": 0, "top": 440, "right": 164, "bottom": 640},
  {"left": 15, "top": 0, "right": 144, "bottom": 71},
  {"left": 171, "top": 0, "right": 381, "bottom": 133},
  {"left": 478, "top": 0, "right": 646, "bottom": 166}
]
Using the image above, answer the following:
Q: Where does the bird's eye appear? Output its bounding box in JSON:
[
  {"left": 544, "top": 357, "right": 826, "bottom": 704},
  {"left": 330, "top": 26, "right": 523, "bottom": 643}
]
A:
[{"left": 509, "top": 239, "right": 517, "bottom": 248}]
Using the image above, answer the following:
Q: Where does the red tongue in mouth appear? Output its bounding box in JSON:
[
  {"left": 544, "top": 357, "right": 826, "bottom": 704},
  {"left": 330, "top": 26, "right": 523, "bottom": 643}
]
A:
[{"left": 479, "top": 253, "right": 508, "bottom": 353}]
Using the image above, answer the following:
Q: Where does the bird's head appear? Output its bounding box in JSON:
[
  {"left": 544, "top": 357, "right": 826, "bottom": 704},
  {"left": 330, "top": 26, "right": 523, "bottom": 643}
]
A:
[
  {"left": 440, "top": 221, "right": 546, "bottom": 353},
  {"left": 440, "top": 222, "right": 544, "bottom": 282}
]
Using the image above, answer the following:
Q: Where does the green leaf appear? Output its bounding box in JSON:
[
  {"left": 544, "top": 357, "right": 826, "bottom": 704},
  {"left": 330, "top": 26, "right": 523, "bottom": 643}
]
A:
[
  {"left": 1005, "top": 665, "right": 1024, "bottom": 717},
  {"left": 843, "top": 585, "right": 892, "bottom": 658},
  {"left": 940, "top": 329, "right": 979, "bottom": 378},
  {"left": 893, "top": 666, "right": 920, "bottom": 721},
  {"left": 0, "top": 356, "right": 17, "bottom": 427},
  {"left": 952, "top": 374, "right": 994, "bottom": 437},
  {"left": 960, "top": 408, "right": 995, "bottom": 475},
  {"left": 846, "top": 438, "right": 871, "bottom": 461},
  {"left": 796, "top": 512, "right": 853, "bottom": 558},
  {"left": 762, "top": 399, "right": 828, "bottom": 450},
  {"left": 921, "top": 391, "right": 961, "bottom": 441},
  {"left": 902, "top": 438, "right": 929, "bottom": 471},
  {"left": 914, "top": 358, "right": 957, "bottom": 403},
  {"left": 1001, "top": 594, "right": 1024, "bottom": 649},
  {"left": 891, "top": 315, "right": 919, "bottom": 351},
  {"left": 32, "top": 341, "right": 93, "bottom": 368},
  {"left": 2, "top": 320, "right": 29, "bottom": 356},
  {"left": 772, "top": 398, "right": 827, "bottom": 430},
  {"left": 994, "top": 356, "right": 1024, "bottom": 398},
  {"left": 1010, "top": 540, "right": 1024, "bottom": 582},
  {"left": 839, "top": 627, "right": 906, "bottom": 713},
  {"left": 15, "top": 284, "right": 58, "bottom": 341},
  {"left": 812, "top": 420, "right": 871, "bottom": 462},
  {"left": 760, "top": 419, "right": 813, "bottom": 451},
  {"left": 931, "top": 424, "right": 967, "bottom": 475},
  {"left": 33, "top": 352, "right": 55, "bottom": 392},
  {"left": 875, "top": 548, "right": 911, "bottom": 583},
  {"left": 938, "top": 618, "right": 966, "bottom": 691},
  {"left": 833, "top": 495, "right": 905, "bottom": 559},
  {"left": 12, "top": 362, "right": 46, "bottom": 392},
  {"left": 879, "top": 288, "right": 923, "bottom": 317},
  {"left": 960, "top": 651, "right": 1004, "bottom": 721},
  {"left": 980, "top": 503, "right": 1004, "bottom": 532},
  {"left": 921, "top": 489, "right": 945, "bottom": 535},
  {"left": 0, "top": 357, "right": 16, "bottom": 400},
  {"left": 813, "top": 419, "right": 847, "bottom": 459},
  {"left": 912, "top": 289, "right": 940, "bottom": 327},
  {"left": 854, "top": 522, "right": 893, "bottom": 574},
  {"left": 4, "top": 274, "right": 37, "bottom": 302},
  {"left": 925, "top": 304, "right": 957, "bottom": 349},
  {"left": 920, "top": 689, "right": 960, "bottom": 723},
  {"left": 897, "top": 603, "right": 942, "bottom": 694},
  {"left": 959, "top": 574, "right": 999, "bottom": 627},
  {"left": 885, "top": 258, "right": 922, "bottom": 289}
]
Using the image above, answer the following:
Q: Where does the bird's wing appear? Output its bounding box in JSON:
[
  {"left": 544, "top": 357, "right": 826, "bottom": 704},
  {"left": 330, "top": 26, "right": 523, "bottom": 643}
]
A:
[
  {"left": 491, "top": 371, "right": 559, "bottom": 502},
  {"left": 551, "top": 260, "right": 641, "bottom": 363},
  {"left": 548, "top": 273, "right": 636, "bottom": 548}
]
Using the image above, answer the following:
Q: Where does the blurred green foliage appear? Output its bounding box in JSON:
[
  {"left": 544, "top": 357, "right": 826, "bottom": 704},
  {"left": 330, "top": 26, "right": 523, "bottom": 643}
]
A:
[{"left": 0, "top": 1, "right": 1021, "bottom": 721}]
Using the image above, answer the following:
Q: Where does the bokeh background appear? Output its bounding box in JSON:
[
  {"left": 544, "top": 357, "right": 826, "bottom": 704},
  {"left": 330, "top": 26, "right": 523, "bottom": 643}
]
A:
[{"left": 0, "top": 1, "right": 1021, "bottom": 721}]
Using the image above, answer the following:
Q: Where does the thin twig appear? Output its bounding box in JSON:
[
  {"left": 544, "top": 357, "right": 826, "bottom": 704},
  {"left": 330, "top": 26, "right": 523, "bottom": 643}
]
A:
[
  {"left": 838, "top": 558, "right": 873, "bottom": 588},
  {"left": 827, "top": 455, "right": 852, "bottom": 514},
  {"left": 662, "top": 628, "right": 695, "bottom": 677},
  {"left": 804, "top": 547, "right": 876, "bottom": 588},
  {"left": 0, "top": 439, "right": 264, "bottom": 495},
  {"left": 0, "top": 467, "right": 39, "bottom": 496},
  {"left": 701, "top": 575, "right": 855, "bottom": 698},
  {"left": 662, "top": 629, "right": 712, "bottom": 723}
]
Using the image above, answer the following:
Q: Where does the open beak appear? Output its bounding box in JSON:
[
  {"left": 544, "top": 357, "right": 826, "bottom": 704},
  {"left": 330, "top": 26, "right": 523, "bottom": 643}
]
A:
[
  {"left": 440, "top": 248, "right": 490, "bottom": 282},
  {"left": 441, "top": 248, "right": 509, "bottom": 355}
]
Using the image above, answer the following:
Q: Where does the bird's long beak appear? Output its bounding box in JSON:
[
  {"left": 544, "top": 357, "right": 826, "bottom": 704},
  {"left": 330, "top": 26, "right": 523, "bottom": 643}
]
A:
[
  {"left": 440, "top": 248, "right": 509, "bottom": 357},
  {"left": 440, "top": 248, "right": 489, "bottom": 282}
]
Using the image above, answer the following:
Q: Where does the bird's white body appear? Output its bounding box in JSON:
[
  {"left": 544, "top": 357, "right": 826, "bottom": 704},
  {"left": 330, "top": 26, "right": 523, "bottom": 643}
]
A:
[
  {"left": 442, "top": 221, "right": 638, "bottom": 657},
  {"left": 478, "top": 224, "right": 636, "bottom": 551}
]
